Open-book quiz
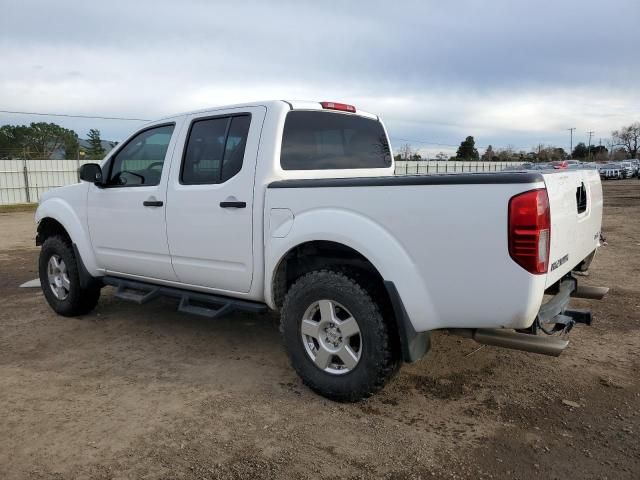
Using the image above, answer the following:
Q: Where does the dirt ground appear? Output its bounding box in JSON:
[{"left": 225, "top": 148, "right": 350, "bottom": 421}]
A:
[{"left": 0, "top": 180, "right": 638, "bottom": 480}]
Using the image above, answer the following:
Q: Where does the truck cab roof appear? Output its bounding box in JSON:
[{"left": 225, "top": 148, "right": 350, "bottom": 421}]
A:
[{"left": 158, "top": 100, "right": 378, "bottom": 123}]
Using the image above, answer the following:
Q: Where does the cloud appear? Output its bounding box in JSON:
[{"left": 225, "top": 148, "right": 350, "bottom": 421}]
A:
[{"left": 1, "top": 0, "right": 638, "bottom": 152}]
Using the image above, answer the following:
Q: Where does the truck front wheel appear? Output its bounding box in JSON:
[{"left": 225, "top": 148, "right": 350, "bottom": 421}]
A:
[
  {"left": 281, "top": 270, "right": 399, "bottom": 401},
  {"left": 39, "top": 235, "right": 101, "bottom": 317}
]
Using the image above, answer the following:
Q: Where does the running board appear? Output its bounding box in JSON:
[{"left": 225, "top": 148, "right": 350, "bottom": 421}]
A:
[
  {"left": 114, "top": 284, "right": 159, "bottom": 304},
  {"left": 451, "top": 329, "right": 569, "bottom": 357},
  {"left": 104, "top": 277, "right": 267, "bottom": 319},
  {"left": 572, "top": 285, "right": 609, "bottom": 300}
]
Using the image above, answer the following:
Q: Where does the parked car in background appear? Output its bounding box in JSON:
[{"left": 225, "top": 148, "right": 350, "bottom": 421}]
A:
[
  {"left": 551, "top": 160, "right": 568, "bottom": 169},
  {"left": 620, "top": 161, "right": 638, "bottom": 178},
  {"left": 600, "top": 163, "right": 624, "bottom": 180}
]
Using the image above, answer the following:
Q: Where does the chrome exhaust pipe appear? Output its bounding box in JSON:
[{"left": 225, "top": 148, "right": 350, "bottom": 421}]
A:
[
  {"left": 451, "top": 329, "right": 569, "bottom": 357},
  {"left": 572, "top": 285, "right": 609, "bottom": 300}
]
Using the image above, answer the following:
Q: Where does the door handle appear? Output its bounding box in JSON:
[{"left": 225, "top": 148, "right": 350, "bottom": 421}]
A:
[
  {"left": 220, "top": 201, "right": 246, "bottom": 208},
  {"left": 143, "top": 200, "right": 164, "bottom": 207}
]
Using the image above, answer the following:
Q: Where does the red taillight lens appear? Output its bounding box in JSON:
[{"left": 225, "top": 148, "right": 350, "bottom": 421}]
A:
[
  {"left": 320, "top": 101, "right": 356, "bottom": 113},
  {"left": 508, "top": 188, "right": 551, "bottom": 274}
]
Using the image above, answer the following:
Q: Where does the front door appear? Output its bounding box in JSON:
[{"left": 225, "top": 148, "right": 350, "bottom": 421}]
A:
[
  {"left": 87, "top": 122, "right": 180, "bottom": 281},
  {"left": 165, "top": 106, "right": 266, "bottom": 293}
]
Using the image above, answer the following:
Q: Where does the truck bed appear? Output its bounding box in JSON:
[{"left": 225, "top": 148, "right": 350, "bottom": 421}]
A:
[{"left": 265, "top": 170, "right": 602, "bottom": 333}]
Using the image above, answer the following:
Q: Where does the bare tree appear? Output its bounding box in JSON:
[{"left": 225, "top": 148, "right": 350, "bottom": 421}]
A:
[
  {"left": 612, "top": 122, "right": 640, "bottom": 159},
  {"left": 612, "top": 148, "right": 628, "bottom": 161},
  {"left": 496, "top": 145, "right": 516, "bottom": 161},
  {"left": 398, "top": 143, "right": 414, "bottom": 160}
]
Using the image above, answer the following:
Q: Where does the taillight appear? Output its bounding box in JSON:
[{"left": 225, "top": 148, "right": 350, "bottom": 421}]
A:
[
  {"left": 320, "top": 101, "right": 356, "bottom": 113},
  {"left": 508, "top": 188, "right": 551, "bottom": 274}
]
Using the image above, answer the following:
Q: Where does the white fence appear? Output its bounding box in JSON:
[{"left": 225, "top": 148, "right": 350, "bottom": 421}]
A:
[
  {"left": 395, "top": 160, "right": 524, "bottom": 175},
  {"left": 0, "top": 159, "right": 96, "bottom": 205},
  {"left": 0, "top": 159, "right": 526, "bottom": 206}
]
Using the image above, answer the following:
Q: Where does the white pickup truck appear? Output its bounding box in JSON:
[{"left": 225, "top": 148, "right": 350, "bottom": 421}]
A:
[{"left": 36, "top": 100, "right": 607, "bottom": 401}]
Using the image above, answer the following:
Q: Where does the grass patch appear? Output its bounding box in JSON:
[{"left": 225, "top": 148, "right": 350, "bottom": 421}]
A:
[{"left": 0, "top": 203, "right": 37, "bottom": 213}]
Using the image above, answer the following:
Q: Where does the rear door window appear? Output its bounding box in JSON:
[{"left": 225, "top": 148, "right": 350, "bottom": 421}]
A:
[
  {"left": 280, "top": 111, "right": 391, "bottom": 170},
  {"left": 181, "top": 114, "right": 251, "bottom": 184}
]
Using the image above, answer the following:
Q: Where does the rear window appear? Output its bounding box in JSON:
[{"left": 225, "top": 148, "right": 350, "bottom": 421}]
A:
[{"left": 280, "top": 111, "right": 391, "bottom": 170}]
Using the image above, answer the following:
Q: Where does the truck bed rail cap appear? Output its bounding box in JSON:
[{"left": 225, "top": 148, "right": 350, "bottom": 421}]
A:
[{"left": 268, "top": 172, "right": 545, "bottom": 188}]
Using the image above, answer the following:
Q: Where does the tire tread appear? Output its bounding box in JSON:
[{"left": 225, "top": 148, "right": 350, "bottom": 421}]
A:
[
  {"left": 281, "top": 269, "right": 399, "bottom": 401},
  {"left": 39, "top": 235, "right": 100, "bottom": 317}
]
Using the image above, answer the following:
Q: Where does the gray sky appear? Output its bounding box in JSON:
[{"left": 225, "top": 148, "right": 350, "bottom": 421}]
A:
[{"left": 1, "top": 0, "right": 638, "bottom": 156}]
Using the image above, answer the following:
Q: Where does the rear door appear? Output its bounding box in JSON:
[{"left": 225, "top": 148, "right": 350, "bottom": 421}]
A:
[
  {"left": 543, "top": 169, "right": 603, "bottom": 286},
  {"left": 165, "top": 106, "right": 266, "bottom": 293}
]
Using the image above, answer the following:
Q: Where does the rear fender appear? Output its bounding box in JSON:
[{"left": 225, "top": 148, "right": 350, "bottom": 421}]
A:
[{"left": 265, "top": 207, "right": 438, "bottom": 332}]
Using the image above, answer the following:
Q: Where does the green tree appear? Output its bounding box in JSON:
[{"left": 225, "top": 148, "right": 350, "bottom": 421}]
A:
[
  {"left": 553, "top": 147, "right": 568, "bottom": 160},
  {"left": 456, "top": 136, "right": 479, "bottom": 160},
  {"left": 24, "top": 122, "right": 78, "bottom": 159},
  {"left": 0, "top": 125, "right": 30, "bottom": 158},
  {"left": 589, "top": 145, "right": 607, "bottom": 156},
  {"left": 536, "top": 145, "right": 568, "bottom": 162},
  {"left": 64, "top": 131, "right": 80, "bottom": 159},
  {"left": 481, "top": 145, "right": 495, "bottom": 161},
  {"left": 0, "top": 123, "right": 77, "bottom": 159},
  {"left": 572, "top": 142, "right": 588, "bottom": 159},
  {"left": 87, "top": 128, "right": 106, "bottom": 159},
  {"left": 590, "top": 145, "right": 608, "bottom": 162}
]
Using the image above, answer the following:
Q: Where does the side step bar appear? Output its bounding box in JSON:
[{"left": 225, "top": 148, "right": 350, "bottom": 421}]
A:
[
  {"left": 572, "top": 285, "right": 609, "bottom": 300},
  {"left": 104, "top": 277, "right": 267, "bottom": 319},
  {"left": 452, "top": 329, "right": 569, "bottom": 357}
]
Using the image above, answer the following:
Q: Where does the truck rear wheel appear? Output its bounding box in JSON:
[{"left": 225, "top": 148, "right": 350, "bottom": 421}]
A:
[
  {"left": 39, "top": 235, "right": 101, "bottom": 317},
  {"left": 281, "top": 270, "right": 399, "bottom": 401}
]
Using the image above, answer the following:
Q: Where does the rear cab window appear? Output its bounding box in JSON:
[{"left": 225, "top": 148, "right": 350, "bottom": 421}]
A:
[{"left": 280, "top": 111, "right": 391, "bottom": 170}]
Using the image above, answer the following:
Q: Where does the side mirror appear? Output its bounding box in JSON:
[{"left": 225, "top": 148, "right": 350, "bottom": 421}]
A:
[{"left": 79, "top": 163, "right": 103, "bottom": 185}]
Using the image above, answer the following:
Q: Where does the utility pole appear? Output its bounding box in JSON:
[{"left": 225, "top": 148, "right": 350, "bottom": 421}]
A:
[
  {"left": 586, "top": 130, "right": 594, "bottom": 162},
  {"left": 567, "top": 128, "right": 576, "bottom": 158}
]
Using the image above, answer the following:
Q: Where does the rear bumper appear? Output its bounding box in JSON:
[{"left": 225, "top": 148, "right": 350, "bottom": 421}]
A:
[
  {"left": 450, "top": 275, "right": 608, "bottom": 357},
  {"left": 535, "top": 276, "right": 591, "bottom": 334}
]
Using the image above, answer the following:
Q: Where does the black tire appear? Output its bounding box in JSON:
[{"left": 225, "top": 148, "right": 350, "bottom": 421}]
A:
[
  {"left": 281, "top": 270, "right": 400, "bottom": 402},
  {"left": 39, "top": 235, "right": 101, "bottom": 317}
]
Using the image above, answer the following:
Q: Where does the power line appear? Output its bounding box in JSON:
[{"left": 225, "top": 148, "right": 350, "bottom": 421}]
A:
[
  {"left": 0, "top": 110, "right": 578, "bottom": 154},
  {"left": 0, "top": 110, "right": 150, "bottom": 122}
]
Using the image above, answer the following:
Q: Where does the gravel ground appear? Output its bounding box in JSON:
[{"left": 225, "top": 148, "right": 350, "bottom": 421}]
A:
[{"left": 0, "top": 180, "right": 638, "bottom": 479}]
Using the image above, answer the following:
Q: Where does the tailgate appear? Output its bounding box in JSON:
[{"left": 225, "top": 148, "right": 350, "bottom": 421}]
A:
[{"left": 543, "top": 169, "right": 603, "bottom": 287}]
